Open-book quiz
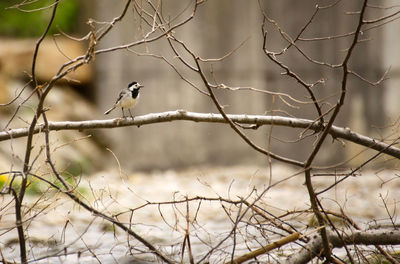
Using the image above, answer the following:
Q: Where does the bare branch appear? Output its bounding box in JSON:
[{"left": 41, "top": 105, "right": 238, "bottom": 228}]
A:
[
  {"left": 226, "top": 232, "right": 300, "bottom": 264},
  {"left": 96, "top": 0, "right": 132, "bottom": 41},
  {"left": 301, "top": 1, "right": 369, "bottom": 261},
  {"left": 1, "top": 110, "right": 399, "bottom": 159},
  {"left": 286, "top": 229, "right": 400, "bottom": 264},
  {"left": 262, "top": 24, "right": 325, "bottom": 123},
  {"left": 31, "top": 0, "right": 59, "bottom": 87}
]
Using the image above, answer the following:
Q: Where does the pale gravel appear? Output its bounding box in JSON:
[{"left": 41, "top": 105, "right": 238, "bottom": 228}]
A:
[{"left": 1, "top": 165, "right": 399, "bottom": 263}]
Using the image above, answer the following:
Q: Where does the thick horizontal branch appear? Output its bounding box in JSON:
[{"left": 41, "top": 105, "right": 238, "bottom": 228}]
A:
[
  {"left": 286, "top": 229, "right": 400, "bottom": 264},
  {"left": 1, "top": 110, "right": 399, "bottom": 159}
]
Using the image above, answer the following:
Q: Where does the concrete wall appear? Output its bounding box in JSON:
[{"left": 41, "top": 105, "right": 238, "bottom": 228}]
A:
[{"left": 90, "top": 1, "right": 397, "bottom": 170}]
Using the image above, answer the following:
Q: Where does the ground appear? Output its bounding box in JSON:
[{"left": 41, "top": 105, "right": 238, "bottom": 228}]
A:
[{"left": 1, "top": 165, "right": 399, "bottom": 263}]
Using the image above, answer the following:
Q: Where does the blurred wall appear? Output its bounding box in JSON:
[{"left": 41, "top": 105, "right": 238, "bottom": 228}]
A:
[
  {"left": 384, "top": 1, "right": 400, "bottom": 124},
  {"left": 90, "top": 0, "right": 396, "bottom": 170}
]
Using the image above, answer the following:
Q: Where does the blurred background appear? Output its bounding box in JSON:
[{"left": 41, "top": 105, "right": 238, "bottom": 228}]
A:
[{"left": 0, "top": 0, "right": 399, "bottom": 174}]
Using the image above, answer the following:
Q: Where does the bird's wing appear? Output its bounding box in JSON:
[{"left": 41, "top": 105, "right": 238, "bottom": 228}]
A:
[{"left": 115, "top": 89, "right": 128, "bottom": 104}]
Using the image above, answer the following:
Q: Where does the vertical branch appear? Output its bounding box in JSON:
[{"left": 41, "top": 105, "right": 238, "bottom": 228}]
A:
[
  {"left": 21, "top": 0, "right": 60, "bottom": 202},
  {"left": 42, "top": 113, "right": 70, "bottom": 189},
  {"left": 8, "top": 1, "right": 176, "bottom": 262},
  {"left": 31, "top": 0, "right": 60, "bottom": 87},
  {"left": 182, "top": 198, "right": 194, "bottom": 264},
  {"left": 303, "top": 170, "right": 331, "bottom": 260},
  {"left": 302, "top": 0, "right": 369, "bottom": 261},
  {"left": 11, "top": 188, "right": 26, "bottom": 264},
  {"left": 16, "top": 2, "right": 60, "bottom": 263}
]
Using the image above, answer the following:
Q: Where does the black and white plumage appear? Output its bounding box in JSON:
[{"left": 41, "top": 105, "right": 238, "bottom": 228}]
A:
[{"left": 104, "top": 81, "right": 144, "bottom": 118}]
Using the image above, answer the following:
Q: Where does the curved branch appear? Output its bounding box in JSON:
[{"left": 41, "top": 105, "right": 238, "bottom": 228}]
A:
[{"left": 1, "top": 110, "right": 399, "bottom": 158}]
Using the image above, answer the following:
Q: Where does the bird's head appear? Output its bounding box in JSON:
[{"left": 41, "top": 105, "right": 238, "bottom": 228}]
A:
[{"left": 128, "top": 81, "right": 144, "bottom": 91}]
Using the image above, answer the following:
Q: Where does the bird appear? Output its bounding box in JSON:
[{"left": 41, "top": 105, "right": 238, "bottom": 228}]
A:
[{"left": 104, "top": 81, "right": 144, "bottom": 118}]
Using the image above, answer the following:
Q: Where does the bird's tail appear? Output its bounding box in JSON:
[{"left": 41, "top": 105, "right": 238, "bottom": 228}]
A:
[{"left": 104, "top": 106, "right": 116, "bottom": 115}]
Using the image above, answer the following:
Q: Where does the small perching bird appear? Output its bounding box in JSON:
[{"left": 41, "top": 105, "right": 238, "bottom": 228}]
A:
[{"left": 104, "top": 81, "right": 144, "bottom": 118}]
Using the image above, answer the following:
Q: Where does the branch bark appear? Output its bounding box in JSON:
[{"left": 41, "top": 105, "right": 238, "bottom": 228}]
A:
[
  {"left": 1, "top": 110, "right": 399, "bottom": 158},
  {"left": 226, "top": 232, "right": 300, "bottom": 264},
  {"left": 285, "top": 229, "right": 400, "bottom": 264}
]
